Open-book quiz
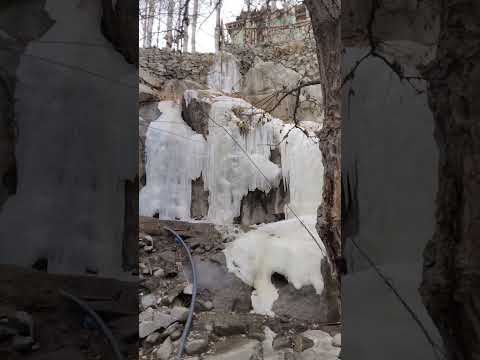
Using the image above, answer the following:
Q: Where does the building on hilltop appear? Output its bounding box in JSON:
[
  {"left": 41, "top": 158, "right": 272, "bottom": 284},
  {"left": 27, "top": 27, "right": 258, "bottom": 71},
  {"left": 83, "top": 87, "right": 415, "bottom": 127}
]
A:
[{"left": 225, "top": 4, "right": 311, "bottom": 47}]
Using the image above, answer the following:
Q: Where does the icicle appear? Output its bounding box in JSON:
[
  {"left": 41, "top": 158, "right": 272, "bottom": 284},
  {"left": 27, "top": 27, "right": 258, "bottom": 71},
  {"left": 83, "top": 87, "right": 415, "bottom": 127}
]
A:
[
  {"left": 280, "top": 122, "right": 324, "bottom": 218},
  {"left": 207, "top": 52, "right": 242, "bottom": 94},
  {"left": 139, "top": 101, "right": 207, "bottom": 219},
  {"left": 203, "top": 96, "right": 283, "bottom": 224}
]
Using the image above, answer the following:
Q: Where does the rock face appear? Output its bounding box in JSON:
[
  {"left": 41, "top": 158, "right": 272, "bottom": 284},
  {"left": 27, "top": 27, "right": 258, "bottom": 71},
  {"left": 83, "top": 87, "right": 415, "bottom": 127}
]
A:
[
  {"left": 0, "top": 0, "right": 53, "bottom": 211},
  {"left": 140, "top": 48, "right": 214, "bottom": 87},
  {"left": 241, "top": 60, "right": 323, "bottom": 123},
  {"left": 0, "top": 0, "right": 138, "bottom": 275}
]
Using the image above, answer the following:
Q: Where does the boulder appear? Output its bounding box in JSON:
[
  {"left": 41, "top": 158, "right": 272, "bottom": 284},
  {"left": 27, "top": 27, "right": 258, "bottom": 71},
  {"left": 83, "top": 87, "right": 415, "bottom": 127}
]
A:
[
  {"left": 241, "top": 60, "right": 323, "bottom": 123},
  {"left": 204, "top": 337, "right": 262, "bottom": 360}
]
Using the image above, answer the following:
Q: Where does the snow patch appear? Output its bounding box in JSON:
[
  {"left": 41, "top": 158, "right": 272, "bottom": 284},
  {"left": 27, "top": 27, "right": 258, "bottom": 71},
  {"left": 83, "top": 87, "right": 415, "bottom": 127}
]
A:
[{"left": 224, "top": 216, "right": 325, "bottom": 316}]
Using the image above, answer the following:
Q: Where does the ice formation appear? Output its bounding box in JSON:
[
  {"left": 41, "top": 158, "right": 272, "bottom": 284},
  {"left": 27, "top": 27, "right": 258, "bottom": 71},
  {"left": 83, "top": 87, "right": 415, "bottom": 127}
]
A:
[
  {"left": 139, "top": 101, "right": 207, "bottom": 219},
  {"left": 279, "top": 123, "right": 324, "bottom": 218},
  {"left": 224, "top": 216, "right": 325, "bottom": 315},
  {"left": 140, "top": 93, "right": 325, "bottom": 225},
  {"left": 204, "top": 96, "right": 283, "bottom": 223},
  {"left": 207, "top": 52, "right": 242, "bottom": 94}
]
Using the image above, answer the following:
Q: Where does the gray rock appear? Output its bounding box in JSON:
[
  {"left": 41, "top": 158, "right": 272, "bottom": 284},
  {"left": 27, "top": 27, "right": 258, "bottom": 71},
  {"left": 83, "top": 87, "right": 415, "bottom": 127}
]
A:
[
  {"left": 204, "top": 337, "right": 262, "bottom": 360},
  {"left": 171, "top": 306, "right": 189, "bottom": 323},
  {"left": 141, "top": 294, "right": 156, "bottom": 309},
  {"left": 182, "top": 256, "right": 252, "bottom": 313},
  {"left": 145, "top": 332, "right": 162, "bottom": 344},
  {"left": 213, "top": 317, "right": 247, "bottom": 337},
  {"left": 156, "top": 338, "right": 173, "bottom": 360},
  {"left": 139, "top": 308, "right": 176, "bottom": 338},
  {"left": 273, "top": 336, "right": 292, "bottom": 351},
  {"left": 196, "top": 299, "right": 214, "bottom": 312},
  {"left": 185, "top": 338, "right": 209, "bottom": 355},
  {"left": 170, "top": 329, "right": 183, "bottom": 341},
  {"left": 332, "top": 333, "right": 341, "bottom": 348},
  {"left": 292, "top": 335, "right": 314, "bottom": 353},
  {"left": 154, "top": 268, "right": 165, "bottom": 277}
]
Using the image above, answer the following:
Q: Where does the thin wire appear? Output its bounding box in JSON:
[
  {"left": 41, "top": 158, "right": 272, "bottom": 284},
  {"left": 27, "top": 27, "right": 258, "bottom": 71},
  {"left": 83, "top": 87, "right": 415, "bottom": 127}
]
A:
[
  {"left": 349, "top": 238, "right": 446, "bottom": 359},
  {"left": 0, "top": 47, "right": 137, "bottom": 89}
]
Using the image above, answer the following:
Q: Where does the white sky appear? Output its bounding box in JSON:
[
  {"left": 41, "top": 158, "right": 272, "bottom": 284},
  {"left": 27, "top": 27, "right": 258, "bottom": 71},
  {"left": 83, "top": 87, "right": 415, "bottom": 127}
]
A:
[
  {"left": 194, "top": 0, "right": 246, "bottom": 53},
  {"left": 140, "top": 1, "right": 250, "bottom": 53}
]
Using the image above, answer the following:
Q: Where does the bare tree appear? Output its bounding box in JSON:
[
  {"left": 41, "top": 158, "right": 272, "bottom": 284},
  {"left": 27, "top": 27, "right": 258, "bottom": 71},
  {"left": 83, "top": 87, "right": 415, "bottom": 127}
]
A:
[
  {"left": 166, "top": 0, "right": 175, "bottom": 49},
  {"left": 191, "top": 0, "right": 199, "bottom": 52},
  {"left": 303, "top": 0, "right": 342, "bottom": 284},
  {"left": 214, "top": 0, "right": 223, "bottom": 52},
  {"left": 144, "top": 0, "right": 156, "bottom": 48},
  {"left": 183, "top": 0, "right": 190, "bottom": 52}
]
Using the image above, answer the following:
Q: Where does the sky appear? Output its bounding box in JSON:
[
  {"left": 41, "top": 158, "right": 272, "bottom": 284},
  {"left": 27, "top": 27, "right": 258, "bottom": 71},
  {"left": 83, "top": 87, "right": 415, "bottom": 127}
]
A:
[
  {"left": 141, "top": 0, "right": 246, "bottom": 53},
  {"left": 194, "top": 0, "right": 246, "bottom": 53}
]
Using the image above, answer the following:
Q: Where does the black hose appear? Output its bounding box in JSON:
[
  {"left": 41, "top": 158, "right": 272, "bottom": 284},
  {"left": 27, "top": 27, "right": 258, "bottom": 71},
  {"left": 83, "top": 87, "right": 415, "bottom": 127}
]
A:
[
  {"left": 164, "top": 226, "right": 198, "bottom": 360},
  {"left": 59, "top": 289, "right": 125, "bottom": 360}
]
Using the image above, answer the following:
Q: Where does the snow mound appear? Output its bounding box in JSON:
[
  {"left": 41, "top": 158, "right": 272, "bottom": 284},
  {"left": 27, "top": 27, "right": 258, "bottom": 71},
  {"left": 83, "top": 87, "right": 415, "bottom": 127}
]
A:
[{"left": 224, "top": 216, "right": 325, "bottom": 316}]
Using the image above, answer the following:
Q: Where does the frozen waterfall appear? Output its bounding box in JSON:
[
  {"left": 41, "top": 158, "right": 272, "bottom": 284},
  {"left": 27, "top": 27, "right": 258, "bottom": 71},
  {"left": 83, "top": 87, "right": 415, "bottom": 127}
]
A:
[
  {"left": 140, "top": 96, "right": 324, "bottom": 224},
  {"left": 207, "top": 52, "right": 242, "bottom": 94},
  {"left": 139, "top": 101, "right": 207, "bottom": 219}
]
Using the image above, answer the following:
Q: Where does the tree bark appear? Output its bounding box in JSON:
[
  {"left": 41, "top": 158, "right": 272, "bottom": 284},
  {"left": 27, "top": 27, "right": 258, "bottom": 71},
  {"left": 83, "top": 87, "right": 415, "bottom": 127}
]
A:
[
  {"left": 214, "top": 0, "right": 223, "bottom": 53},
  {"left": 101, "top": 0, "right": 139, "bottom": 65},
  {"left": 420, "top": 1, "right": 480, "bottom": 359},
  {"left": 191, "top": 0, "right": 199, "bottom": 52},
  {"left": 144, "top": 0, "right": 156, "bottom": 48},
  {"left": 182, "top": 0, "right": 190, "bottom": 53},
  {"left": 303, "top": 1, "right": 342, "bottom": 283},
  {"left": 166, "top": 0, "right": 175, "bottom": 49}
]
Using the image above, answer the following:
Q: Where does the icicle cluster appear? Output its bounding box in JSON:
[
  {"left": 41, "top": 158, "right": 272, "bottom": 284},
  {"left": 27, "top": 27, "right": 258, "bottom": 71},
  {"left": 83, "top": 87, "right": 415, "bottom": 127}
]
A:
[
  {"left": 139, "top": 101, "right": 207, "bottom": 219},
  {"left": 207, "top": 52, "right": 242, "bottom": 94}
]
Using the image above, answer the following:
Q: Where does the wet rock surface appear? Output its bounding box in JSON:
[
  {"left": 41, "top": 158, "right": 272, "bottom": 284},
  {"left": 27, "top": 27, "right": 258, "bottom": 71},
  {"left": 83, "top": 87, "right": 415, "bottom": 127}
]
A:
[{"left": 139, "top": 218, "right": 341, "bottom": 359}]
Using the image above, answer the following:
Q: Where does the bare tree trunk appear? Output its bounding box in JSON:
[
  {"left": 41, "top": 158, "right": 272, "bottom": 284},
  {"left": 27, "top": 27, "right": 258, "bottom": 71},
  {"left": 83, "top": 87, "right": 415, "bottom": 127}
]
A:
[
  {"left": 141, "top": 0, "right": 148, "bottom": 48},
  {"left": 144, "top": 0, "right": 156, "bottom": 48},
  {"left": 214, "top": 0, "right": 223, "bottom": 52},
  {"left": 166, "top": 0, "right": 175, "bottom": 49},
  {"left": 182, "top": 0, "right": 190, "bottom": 53},
  {"left": 155, "top": 0, "right": 164, "bottom": 47},
  {"left": 175, "top": 0, "right": 185, "bottom": 50},
  {"left": 303, "top": 0, "right": 342, "bottom": 282},
  {"left": 420, "top": 1, "right": 480, "bottom": 359},
  {"left": 191, "top": 0, "right": 199, "bottom": 52}
]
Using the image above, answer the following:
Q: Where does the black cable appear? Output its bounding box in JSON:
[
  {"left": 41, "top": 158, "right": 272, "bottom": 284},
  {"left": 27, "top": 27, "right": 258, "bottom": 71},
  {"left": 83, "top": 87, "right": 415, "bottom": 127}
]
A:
[
  {"left": 164, "top": 226, "right": 198, "bottom": 360},
  {"left": 59, "top": 289, "right": 125, "bottom": 360}
]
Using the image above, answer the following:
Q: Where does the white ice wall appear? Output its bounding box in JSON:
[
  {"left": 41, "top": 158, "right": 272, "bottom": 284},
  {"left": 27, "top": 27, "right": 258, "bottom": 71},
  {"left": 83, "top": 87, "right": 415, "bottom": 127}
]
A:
[{"left": 207, "top": 52, "right": 242, "bottom": 94}]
